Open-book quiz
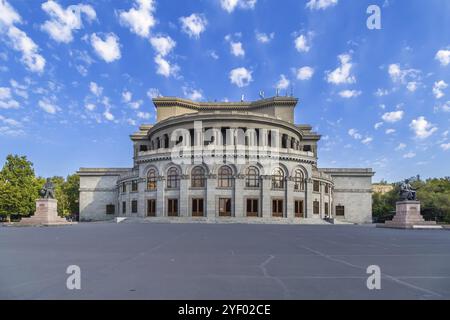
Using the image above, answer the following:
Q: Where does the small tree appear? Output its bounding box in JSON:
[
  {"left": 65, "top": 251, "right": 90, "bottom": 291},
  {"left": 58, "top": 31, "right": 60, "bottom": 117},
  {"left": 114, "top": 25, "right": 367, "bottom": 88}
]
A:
[{"left": 0, "top": 155, "right": 40, "bottom": 222}]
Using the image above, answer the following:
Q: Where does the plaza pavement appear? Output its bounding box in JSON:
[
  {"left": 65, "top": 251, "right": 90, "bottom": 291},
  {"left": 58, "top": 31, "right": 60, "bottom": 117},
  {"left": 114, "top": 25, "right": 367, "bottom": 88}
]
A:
[{"left": 1, "top": 222, "right": 449, "bottom": 299}]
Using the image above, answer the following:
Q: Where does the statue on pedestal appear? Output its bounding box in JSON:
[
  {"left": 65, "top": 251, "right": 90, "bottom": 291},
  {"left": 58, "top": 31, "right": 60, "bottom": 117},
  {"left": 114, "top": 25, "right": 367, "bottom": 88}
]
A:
[
  {"left": 40, "top": 178, "right": 55, "bottom": 199},
  {"left": 399, "top": 179, "right": 417, "bottom": 201}
]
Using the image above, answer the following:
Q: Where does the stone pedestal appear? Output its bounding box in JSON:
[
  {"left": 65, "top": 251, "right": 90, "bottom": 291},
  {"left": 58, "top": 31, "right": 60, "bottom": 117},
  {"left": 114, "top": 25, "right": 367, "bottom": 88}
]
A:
[
  {"left": 381, "top": 201, "right": 437, "bottom": 229},
  {"left": 18, "top": 199, "right": 76, "bottom": 226}
]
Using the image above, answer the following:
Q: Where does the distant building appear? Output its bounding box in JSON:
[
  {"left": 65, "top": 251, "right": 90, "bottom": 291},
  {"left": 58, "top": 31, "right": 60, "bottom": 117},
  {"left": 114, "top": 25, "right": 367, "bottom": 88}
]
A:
[
  {"left": 78, "top": 96, "right": 374, "bottom": 223},
  {"left": 372, "top": 183, "right": 394, "bottom": 194}
]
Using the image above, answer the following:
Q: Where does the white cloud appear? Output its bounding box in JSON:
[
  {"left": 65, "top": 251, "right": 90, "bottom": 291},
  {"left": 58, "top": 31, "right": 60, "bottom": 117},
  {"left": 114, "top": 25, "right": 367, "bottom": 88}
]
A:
[
  {"left": 296, "top": 66, "right": 314, "bottom": 80},
  {"left": 0, "top": 115, "right": 21, "bottom": 127},
  {"left": 128, "top": 100, "right": 142, "bottom": 110},
  {"left": 0, "top": 87, "right": 19, "bottom": 109},
  {"left": 362, "top": 137, "right": 373, "bottom": 145},
  {"left": 38, "top": 99, "right": 58, "bottom": 114},
  {"left": 150, "top": 35, "right": 176, "bottom": 57},
  {"left": 230, "top": 41, "right": 245, "bottom": 57},
  {"left": 220, "top": 0, "right": 257, "bottom": 13},
  {"left": 179, "top": 13, "right": 207, "bottom": 39},
  {"left": 339, "top": 90, "right": 361, "bottom": 98},
  {"left": 85, "top": 103, "right": 95, "bottom": 111},
  {"left": 348, "top": 128, "right": 362, "bottom": 140},
  {"left": 406, "top": 81, "right": 418, "bottom": 92},
  {"left": 326, "top": 54, "right": 355, "bottom": 85},
  {"left": 375, "top": 88, "right": 390, "bottom": 97},
  {"left": 0, "top": 0, "right": 21, "bottom": 26},
  {"left": 147, "top": 88, "right": 160, "bottom": 99},
  {"left": 395, "top": 143, "right": 406, "bottom": 151},
  {"left": 382, "top": 110, "right": 404, "bottom": 123},
  {"left": 122, "top": 90, "right": 132, "bottom": 103},
  {"left": 89, "top": 82, "right": 103, "bottom": 96},
  {"left": 183, "top": 87, "right": 203, "bottom": 101},
  {"left": 103, "top": 109, "right": 114, "bottom": 121},
  {"left": 388, "top": 63, "right": 421, "bottom": 86},
  {"left": 41, "top": 0, "right": 96, "bottom": 43},
  {"left": 6, "top": 27, "right": 46, "bottom": 73},
  {"left": 229, "top": 67, "right": 253, "bottom": 87},
  {"left": 374, "top": 122, "right": 383, "bottom": 130},
  {"left": 441, "top": 143, "right": 450, "bottom": 151},
  {"left": 137, "top": 111, "right": 151, "bottom": 119},
  {"left": 90, "top": 33, "right": 121, "bottom": 63},
  {"left": 385, "top": 129, "right": 396, "bottom": 135},
  {"left": 255, "top": 31, "right": 274, "bottom": 43},
  {"left": 275, "top": 74, "right": 290, "bottom": 90},
  {"left": 410, "top": 116, "right": 438, "bottom": 139},
  {"left": 119, "top": 0, "right": 156, "bottom": 38},
  {"left": 294, "top": 34, "right": 310, "bottom": 53},
  {"left": 154, "top": 55, "right": 179, "bottom": 77},
  {"left": 0, "top": 1, "right": 46, "bottom": 73},
  {"left": 435, "top": 49, "right": 450, "bottom": 66},
  {"left": 433, "top": 80, "right": 448, "bottom": 99},
  {"left": 306, "top": 0, "right": 338, "bottom": 10},
  {"left": 403, "top": 152, "right": 416, "bottom": 159}
]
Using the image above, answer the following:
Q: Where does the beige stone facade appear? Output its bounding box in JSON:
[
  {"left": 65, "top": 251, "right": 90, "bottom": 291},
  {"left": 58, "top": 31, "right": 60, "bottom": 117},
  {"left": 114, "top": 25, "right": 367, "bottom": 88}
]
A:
[{"left": 78, "top": 96, "right": 374, "bottom": 224}]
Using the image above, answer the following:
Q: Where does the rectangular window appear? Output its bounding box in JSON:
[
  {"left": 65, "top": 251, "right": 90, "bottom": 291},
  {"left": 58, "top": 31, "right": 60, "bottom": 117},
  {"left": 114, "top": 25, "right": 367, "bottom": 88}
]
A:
[
  {"left": 272, "top": 199, "right": 283, "bottom": 217},
  {"left": 192, "top": 198, "right": 204, "bottom": 217},
  {"left": 106, "top": 204, "right": 115, "bottom": 215},
  {"left": 313, "top": 201, "right": 320, "bottom": 215},
  {"left": 313, "top": 180, "right": 320, "bottom": 192},
  {"left": 336, "top": 206, "right": 345, "bottom": 216},
  {"left": 122, "top": 201, "right": 126, "bottom": 214},
  {"left": 168, "top": 199, "right": 178, "bottom": 217},
  {"left": 219, "top": 198, "right": 232, "bottom": 217},
  {"left": 246, "top": 199, "right": 259, "bottom": 217},
  {"left": 294, "top": 200, "right": 304, "bottom": 218},
  {"left": 325, "top": 185, "right": 329, "bottom": 194},
  {"left": 325, "top": 202, "right": 329, "bottom": 215},
  {"left": 131, "top": 200, "right": 138, "bottom": 214},
  {"left": 131, "top": 180, "right": 138, "bottom": 192},
  {"left": 122, "top": 183, "right": 127, "bottom": 193},
  {"left": 147, "top": 199, "right": 156, "bottom": 217}
]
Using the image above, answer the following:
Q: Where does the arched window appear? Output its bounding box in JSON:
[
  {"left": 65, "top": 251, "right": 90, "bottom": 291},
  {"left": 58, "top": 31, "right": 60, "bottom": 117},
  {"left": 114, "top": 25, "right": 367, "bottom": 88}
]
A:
[
  {"left": 218, "top": 166, "right": 233, "bottom": 188},
  {"left": 246, "top": 166, "right": 260, "bottom": 188},
  {"left": 163, "top": 134, "right": 169, "bottom": 148},
  {"left": 272, "top": 168, "right": 285, "bottom": 189},
  {"left": 147, "top": 168, "right": 157, "bottom": 191},
  {"left": 167, "top": 167, "right": 180, "bottom": 189},
  {"left": 191, "top": 166, "right": 206, "bottom": 188},
  {"left": 293, "top": 169, "right": 305, "bottom": 191}
]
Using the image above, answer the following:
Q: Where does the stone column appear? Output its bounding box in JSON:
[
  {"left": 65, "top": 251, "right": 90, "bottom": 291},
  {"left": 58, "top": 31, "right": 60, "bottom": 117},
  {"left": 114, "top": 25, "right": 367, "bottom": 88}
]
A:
[
  {"left": 234, "top": 175, "right": 244, "bottom": 217},
  {"left": 138, "top": 178, "right": 146, "bottom": 217},
  {"left": 306, "top": 178, "right": 314, "bottom": 218},
  {"left": 180, "top": 175, "right": 189, "bottom": 217},
  {"left": 206, "top": 174, "right": 216, "bottom": 218},
  {"left": 286, "top": 178, "right": 294, "bottom": 218},
  {"left": 156, "top": 177, "right": 165, "bottom": 217},
  {"left": 262, "top": 176, "right": 272, "bottom": 218}
]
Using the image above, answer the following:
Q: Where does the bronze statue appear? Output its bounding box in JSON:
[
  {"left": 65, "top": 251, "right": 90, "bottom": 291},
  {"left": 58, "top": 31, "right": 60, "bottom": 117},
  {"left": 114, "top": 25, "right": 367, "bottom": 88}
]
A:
[
  {"left": 399, "top": 179, "right": 417, "bottom": 201},
  {"left": 40, "top": 178, "right": 55, "bottom": 199}
]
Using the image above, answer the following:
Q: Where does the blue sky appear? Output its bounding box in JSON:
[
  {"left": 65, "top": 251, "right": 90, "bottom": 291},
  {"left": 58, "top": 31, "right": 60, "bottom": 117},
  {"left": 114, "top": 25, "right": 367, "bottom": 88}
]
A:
[{"left": 0, "top": 0, "right": 449, "bottom": 182}]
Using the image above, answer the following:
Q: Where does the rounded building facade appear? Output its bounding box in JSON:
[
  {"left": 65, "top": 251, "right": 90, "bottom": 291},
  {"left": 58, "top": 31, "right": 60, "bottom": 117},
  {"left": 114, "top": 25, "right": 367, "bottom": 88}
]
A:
[{"left": 79, "top": 96, "right": 374, "bottom": 223}]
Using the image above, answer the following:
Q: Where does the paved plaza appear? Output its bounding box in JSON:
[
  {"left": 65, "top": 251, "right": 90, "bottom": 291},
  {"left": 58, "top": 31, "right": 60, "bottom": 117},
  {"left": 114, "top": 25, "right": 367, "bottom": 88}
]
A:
[{"left": 1, "top": 222, "right": 449, "bottom": 299}]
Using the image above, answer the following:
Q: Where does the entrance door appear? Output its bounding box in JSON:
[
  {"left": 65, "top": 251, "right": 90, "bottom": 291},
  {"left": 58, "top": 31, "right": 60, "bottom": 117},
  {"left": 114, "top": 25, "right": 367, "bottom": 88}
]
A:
[
  {"left": 168, "top": 199, "right": 178, "bottom": 217},
  {"left": 192, "top": 198, "right": 204, "bottom": 217},
  {"left": 147, "top": 199, "right": 156, "bottom": 217},
  {"left": 246, "top": 199, "right": 259, "bottom": 217},
  {"left": 272, "top": 199, "right": 283, "bottom": 217},
  {"left": 295, "top": 200, "right": 304, "bottom": 218},
  {"left": 219, "top": 198, "right": 232, "bottom": 217}
]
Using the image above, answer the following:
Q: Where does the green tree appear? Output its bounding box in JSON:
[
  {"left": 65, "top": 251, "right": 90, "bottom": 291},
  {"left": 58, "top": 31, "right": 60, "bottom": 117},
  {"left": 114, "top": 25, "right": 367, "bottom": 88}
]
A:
[
  {"left": 63, "top": 174, "right": 80, "bottom": 217},
  {"left": 0, "top": 155, "right": 40, "bottom": 222}
]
